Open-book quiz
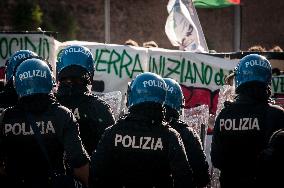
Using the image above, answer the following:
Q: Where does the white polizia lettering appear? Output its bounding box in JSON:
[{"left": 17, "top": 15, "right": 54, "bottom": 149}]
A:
[
  {"left": 18, "top": 70, "right": 47, "bottom": 81},
  {"left": 114, "top": 134, "right": 163, "bottom": 150},
  {"left": 13, "top": 53, "right": 32, "bottom": 62},
  {"left": 245, "top": 59, "right": 270, "bottom": 69},
  {"left": 4, "top": 121, "right": 55, "bottom": 136},
  {"left": 142, "top": 80, "right": 165, "bottom": 90},
  {"left": 219, "top": 118, "right": 260, "bottom": 131},
  {"left": 165, "top": 84, "right": 174, "bottom": 94},
  {"left": 64, "top": 47, "right": 91, "bottom": 57}
]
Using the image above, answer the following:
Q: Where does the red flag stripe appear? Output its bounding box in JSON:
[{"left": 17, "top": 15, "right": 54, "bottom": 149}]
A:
[{"left": 228, "top": 0, "right": 240, "bottom": 4}]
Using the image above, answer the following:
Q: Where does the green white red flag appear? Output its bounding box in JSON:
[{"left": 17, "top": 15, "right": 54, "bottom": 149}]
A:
[{"left": 193, "top": 0, "right": 240, "bottom": 8}]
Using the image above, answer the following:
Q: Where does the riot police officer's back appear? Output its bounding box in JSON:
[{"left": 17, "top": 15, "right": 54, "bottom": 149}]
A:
[
  {"left": 0, "top": 59, "right": 90, "bottom": 188},
  {"left": 56, "top": 45, "right": 115, "bottom": 155},
  {"left": 164, "top": 78, "right": 210, "bottom": 188},
  {"left": 90, "top": 72, "right": 193, "bottom": 188},
  {"left": 211, "top": 54, "right": 284, "bottom": 188}
]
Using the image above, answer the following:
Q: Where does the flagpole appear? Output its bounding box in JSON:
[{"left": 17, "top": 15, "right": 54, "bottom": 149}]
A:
[
  {"left": 105, "top": 0, "right": 110, "bottom": 43},
  {"left": 233, "top": 5, "right": 241, "bottom": 51}
]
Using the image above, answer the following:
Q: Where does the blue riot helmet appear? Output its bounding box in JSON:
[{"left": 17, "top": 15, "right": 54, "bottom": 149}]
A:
[
  {"left": 56, "top": 45, "right": 94, "bottom": 83},
  {"left": 5, "top": 50, "right": 38, "bottom": 84},
  {"left": 235, "top": 54, "right": 272, "bottom": 90},
  {"left": 127, "top": 72, "right": 167, "bottom": 108},
  {"left": 163, "top": 78, "right": 184, "bottom": 114},
  {"left": 14, "top": 58, "right": 53, "bottom": 98}
]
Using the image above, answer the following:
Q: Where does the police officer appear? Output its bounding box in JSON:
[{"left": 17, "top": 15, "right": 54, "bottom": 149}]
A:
[
  {"left": 211, "top": 54, "right": 284, "bottom": 188},
  {"left": 90, "top": 72, "right": 193, "bottom": 188},
  {"left": 0, "top": 50, "right": 38, "bottom": 115},
  {"left": 56, "top": 45, "right": 115, "bottom": 155},
  {"left": 0, "top": 59, "right": 90, "bottom": 188},
  {"left": 163, "top": 78, "right": 210, "bottom": 188}
]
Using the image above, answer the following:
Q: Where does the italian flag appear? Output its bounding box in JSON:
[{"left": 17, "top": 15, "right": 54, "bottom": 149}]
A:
[{"left": 193, "top": 0, "right": 240, "bottom": 8}]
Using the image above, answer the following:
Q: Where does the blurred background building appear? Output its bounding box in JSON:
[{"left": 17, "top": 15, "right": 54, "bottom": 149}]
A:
[{"left": 0, "top": 0, "right": 283, "bottom": 52}]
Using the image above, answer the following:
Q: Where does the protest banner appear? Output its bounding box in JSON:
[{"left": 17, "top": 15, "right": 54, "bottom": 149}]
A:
[
  {"left": 272, "top": 75, "right": 284, "bottom": 95},
  {"left": 60, "top": 41, "right": 238, "bottom": 113},
  {"left": 272, "top": 75, "right": 284, "bottom": 108},
  {"left": 0, "top": 32, "right": 60, "bottom": 72},
  {"left": 1, "top": 33, "right": 283, "bottom": 113},
  {"left": 60, "top": 41, "right": 284, "bottom": 113}
]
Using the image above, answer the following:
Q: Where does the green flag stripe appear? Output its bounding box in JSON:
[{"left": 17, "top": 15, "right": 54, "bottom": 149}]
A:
[{"left": 193, "top": 0, "right": 236, "bottom": 8}]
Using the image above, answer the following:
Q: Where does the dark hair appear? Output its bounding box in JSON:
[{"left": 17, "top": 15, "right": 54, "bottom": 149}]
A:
[
  {"left": 236, "top": 81, "right": 271, "bottom": 103},
  {"left": 269, "top": 46, "right": 283, "bottom": 52},
  {"left": 248, "top": 45, "right": 266, "bottom": 52},
  {"left": 143, "top": 41, "right": 158, "bottom": 48}
]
